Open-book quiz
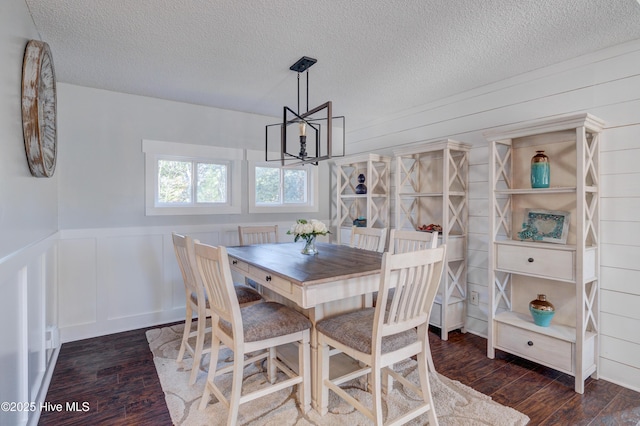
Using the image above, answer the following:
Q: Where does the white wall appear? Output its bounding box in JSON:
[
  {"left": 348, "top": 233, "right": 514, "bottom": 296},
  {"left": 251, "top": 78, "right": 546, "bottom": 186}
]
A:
[
  {"left": 0, "top": 1, "right": 60, "bottom": 425},
  {"left": 347, "top": 39, "right": 640, "bottom": 392}
]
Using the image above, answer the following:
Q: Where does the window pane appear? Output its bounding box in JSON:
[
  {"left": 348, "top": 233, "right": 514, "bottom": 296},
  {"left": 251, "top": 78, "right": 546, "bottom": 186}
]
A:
[
  {"left": 197, "top": 163, "right": 227, "bottom": 203},
  {"left": 158, "top": 160, "right": 191, "bottom": 203},
  {"left": 284, "top": 169, "right": 307, "bottom": 203},
  {"left": 255, "top": 167, "right": 281, "bottom": 204}
]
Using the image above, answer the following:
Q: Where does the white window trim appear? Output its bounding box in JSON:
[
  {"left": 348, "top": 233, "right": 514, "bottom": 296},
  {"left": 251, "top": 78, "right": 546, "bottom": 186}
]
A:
[
  {"left": 142, "top": 140, "right": 242, "bottom": 216},
  {"left": 247, "top": 150, "right": 318, "bottom": 214}
]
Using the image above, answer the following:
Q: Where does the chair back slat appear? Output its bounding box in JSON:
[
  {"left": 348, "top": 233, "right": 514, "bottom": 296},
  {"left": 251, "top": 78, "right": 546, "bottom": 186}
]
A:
[
  {"left": 389, "top": 229, "right": 438, "bottom": 254},
  {"left": 238, "top": 225, "right": 279, "bottom": 245},
  {"left": 350, "top": 226, "right": 387, "bottom": 253},
  {"left": 375, "top": 246, "right": 445, "bottom": 340},
  {"left": 172, "top": 233, "right": 205, "bottom": 303},
  {"left": 194, "top": 242, "right": 242, "bottom": 336}
]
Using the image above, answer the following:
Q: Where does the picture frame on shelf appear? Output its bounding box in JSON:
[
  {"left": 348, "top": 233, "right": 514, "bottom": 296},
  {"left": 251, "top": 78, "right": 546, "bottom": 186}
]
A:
[{"left": 520, "top": 209, "right": 570, "bottom": 244}]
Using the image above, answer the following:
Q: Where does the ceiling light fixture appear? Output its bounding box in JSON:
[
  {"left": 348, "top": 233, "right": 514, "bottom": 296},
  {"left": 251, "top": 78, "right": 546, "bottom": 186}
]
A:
[{"left": 265, "top": 56, "right": 345, "bottom": 166}]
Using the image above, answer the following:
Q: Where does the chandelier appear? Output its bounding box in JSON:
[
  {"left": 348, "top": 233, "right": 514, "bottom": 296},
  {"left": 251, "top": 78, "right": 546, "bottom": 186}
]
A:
[{"left": 265, "top": 56, "right": 345, "bottom": 166}]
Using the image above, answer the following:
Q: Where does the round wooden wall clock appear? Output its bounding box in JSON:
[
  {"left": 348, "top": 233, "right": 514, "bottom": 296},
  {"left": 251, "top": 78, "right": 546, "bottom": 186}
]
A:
[{"left": 21, "top": 39, "right": 57, "bottom": 177}]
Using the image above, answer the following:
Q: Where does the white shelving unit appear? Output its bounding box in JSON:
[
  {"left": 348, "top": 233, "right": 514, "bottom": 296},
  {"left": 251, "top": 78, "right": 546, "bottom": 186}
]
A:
[
  {"left": 332, "top": 153, "right": 390, "bottom": 245},
  {"left": 485, "top": 113, "right": 604, "bottom": 394},
  {"left": 393, "top": 139, "right": 471, "bottom": 340}
]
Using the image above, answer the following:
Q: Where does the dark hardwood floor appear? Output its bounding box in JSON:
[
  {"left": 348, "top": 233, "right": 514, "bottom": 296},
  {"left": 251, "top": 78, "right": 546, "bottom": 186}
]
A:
[{"left": 40, "top": 324, "right": 640, "bottom": 425}]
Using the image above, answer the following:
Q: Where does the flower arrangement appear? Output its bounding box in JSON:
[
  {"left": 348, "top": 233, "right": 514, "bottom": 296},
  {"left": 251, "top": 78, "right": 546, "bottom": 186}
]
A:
[
  {"left": 287, "top": 219, "right": 330, "bottom": 255},
  {"left": 287, "top": 219, "right": 330, "bottom": 242}
]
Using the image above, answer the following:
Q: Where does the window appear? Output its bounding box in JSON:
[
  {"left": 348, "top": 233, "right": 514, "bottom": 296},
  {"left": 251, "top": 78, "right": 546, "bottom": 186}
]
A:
[
  {"left": 248, "top": 150, "right": 318, "bottom": 213},
  {"left": 255, "top": 166, "right": 307, "bottom": 205},
  {"left": 157, "top": 159, "right": 228, "bottom": 204},
  {"left": 143, "top": 140, "right": 242, "bottom": 215}
]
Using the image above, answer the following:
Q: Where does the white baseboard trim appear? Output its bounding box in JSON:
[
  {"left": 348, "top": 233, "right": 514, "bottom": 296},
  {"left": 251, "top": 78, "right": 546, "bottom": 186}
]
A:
[{"left": 59, "top": 308, "right": 185, "bottom": 343}]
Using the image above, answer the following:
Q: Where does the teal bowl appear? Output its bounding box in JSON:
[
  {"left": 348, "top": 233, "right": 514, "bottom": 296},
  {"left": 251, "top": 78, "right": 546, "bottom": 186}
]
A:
[{"left": 529, "top": 307, "right": 555, "bottom": 327}]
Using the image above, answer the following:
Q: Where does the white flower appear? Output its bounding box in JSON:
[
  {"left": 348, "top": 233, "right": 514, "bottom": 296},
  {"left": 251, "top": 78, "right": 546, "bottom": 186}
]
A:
[
  {"left": 286, "top": 219, "right": 330, "bottom": 242},
  {"left": 303, "top": 223, "right": 314, "bottom": 234},
  {"left": 311, "top": 220, "right": 327, "bottom": 233}
]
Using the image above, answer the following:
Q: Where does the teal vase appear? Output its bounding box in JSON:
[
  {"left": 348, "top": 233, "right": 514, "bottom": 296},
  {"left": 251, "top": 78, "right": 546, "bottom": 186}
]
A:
[
  {"left": 529, "top": 294, "right": 555, "bottom": 327},
  {"left": 531, "top": 150, "right": 550, "bottom": 188}
]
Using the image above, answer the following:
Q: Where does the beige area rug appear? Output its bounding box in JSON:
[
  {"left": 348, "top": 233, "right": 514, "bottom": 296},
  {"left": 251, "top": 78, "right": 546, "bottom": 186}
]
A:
[{"left": 147, "top": 324, "right": 529, "bottom": 425}]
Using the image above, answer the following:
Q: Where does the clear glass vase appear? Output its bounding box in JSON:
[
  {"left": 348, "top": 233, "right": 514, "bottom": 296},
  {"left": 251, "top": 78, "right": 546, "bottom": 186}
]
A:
[{"left": 301, "top": 235, "right": 318, "bottom": 255}]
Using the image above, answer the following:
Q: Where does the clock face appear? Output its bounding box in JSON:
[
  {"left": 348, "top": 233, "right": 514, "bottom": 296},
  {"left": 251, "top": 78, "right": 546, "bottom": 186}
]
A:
[{"left": 22, "top": 40, "right": 57, "bottom": 177}]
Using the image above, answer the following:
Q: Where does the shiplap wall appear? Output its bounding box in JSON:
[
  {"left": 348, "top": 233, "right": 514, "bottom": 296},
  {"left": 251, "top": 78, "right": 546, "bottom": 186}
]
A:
[{"left": 346, "top": 39, "right": 640, "bottom": 392}]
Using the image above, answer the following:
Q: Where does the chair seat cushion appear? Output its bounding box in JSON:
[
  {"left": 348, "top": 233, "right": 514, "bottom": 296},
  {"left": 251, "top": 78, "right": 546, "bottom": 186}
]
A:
[
  {"left": 233, "top": 283, "right": 263, "bottom": 305},
  {"left": 191, "top": 284, "right": 263, "bottom": 307},
  {"left": 316, "top": 308, "right": 416, "bottom": 354},
  {"left": 189, "top": 291, "right": 208, "bottom": 307},
  {"left": 219, "top": 302, "right": 312, "bottom": 342}
]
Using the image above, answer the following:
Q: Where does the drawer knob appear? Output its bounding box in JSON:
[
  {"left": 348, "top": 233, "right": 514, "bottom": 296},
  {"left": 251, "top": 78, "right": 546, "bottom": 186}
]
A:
[
  {"left": 527, "top": 340, "right": 534, "bottom": 346},
  {"left": 266, "top": 275, "right": 272, "bottom": 282},
  {"left": 527, "top": 257, "right": 534, "bottom": 263},
  {"left": 232, "top": 260, "right": 238, "bottom": 265}
]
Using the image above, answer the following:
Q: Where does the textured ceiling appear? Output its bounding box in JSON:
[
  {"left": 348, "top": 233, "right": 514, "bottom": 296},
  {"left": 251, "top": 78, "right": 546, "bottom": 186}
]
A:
[{"left": 25, "top": 0, "right": 640, "bottom": 130}]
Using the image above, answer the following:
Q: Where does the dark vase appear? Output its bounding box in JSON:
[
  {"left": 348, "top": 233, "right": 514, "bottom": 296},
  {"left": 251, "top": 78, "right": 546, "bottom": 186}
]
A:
[
  {"left": 531, "top": 150, "right": 550, "bottom": 188},
  {"left": 355, "top": 173, "right": 367, "bottom": 194}
]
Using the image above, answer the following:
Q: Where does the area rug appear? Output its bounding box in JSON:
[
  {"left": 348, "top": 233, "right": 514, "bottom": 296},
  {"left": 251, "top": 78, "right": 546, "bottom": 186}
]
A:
[{"left": 147, "top": 324, "right": 529, "bottom": 425}]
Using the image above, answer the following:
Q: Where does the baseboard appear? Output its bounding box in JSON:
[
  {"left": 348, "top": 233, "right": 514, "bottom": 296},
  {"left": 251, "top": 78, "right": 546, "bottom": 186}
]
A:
[{"left": 59, "top": 308, "right": 185, "bottom": 343}]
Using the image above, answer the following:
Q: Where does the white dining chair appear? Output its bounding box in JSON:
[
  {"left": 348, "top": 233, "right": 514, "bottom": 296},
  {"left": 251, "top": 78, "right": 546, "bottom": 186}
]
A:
[
  {"left": 238, "top": 225, "right": 279, "bottom": 245},
  {"left": 384, "top": 229, "right": 441, "bottom": 391},
  {"left": 238, "top": 225, "right": 279, "bottom": 291},
  {"left": 316, "top": 245, "right": 446, "bottom": 425},
  {"left": 374, "top": 231, "right": 439, "bottom": 306},
  {"left": 194, "top": 241, "right": 312, "bottom": 425},
  {"left": 389, "top": 229, "right": 439, "bottom": 254},
  {"left": 172, "top": 232, "right": 263, "bottom": 385},
  {"left": 350, "top": 226, "right": 387, "bottom": 253}
]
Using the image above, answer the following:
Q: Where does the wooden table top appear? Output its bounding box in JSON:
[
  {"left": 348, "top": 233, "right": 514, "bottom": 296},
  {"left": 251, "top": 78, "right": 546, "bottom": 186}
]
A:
[{"left": 226, "top": 242, "right": 383, "bottom": 286}]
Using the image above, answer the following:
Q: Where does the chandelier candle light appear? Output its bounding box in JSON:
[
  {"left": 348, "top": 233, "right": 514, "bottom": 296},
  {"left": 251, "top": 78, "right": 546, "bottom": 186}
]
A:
[{"left": 287, "top": 219, "right": 330, "bottom": 255}]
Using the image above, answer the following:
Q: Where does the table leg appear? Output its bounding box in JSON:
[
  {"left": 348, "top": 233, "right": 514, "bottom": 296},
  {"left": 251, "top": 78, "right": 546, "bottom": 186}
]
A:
[{"left": 308, "top": 304, "right": 323, "bottom": 411}]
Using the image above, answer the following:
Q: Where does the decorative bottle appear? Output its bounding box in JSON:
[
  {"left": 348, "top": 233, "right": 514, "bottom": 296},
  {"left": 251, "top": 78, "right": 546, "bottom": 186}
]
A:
[
  {"left": 530, "top": 150, "right": 550, "bottom": 188},
  {"left": 355, "top": 174, "right": 367, "bottom": 194},
  {"left": 529, "top": 294, "right": 555, "bottom": 327}
]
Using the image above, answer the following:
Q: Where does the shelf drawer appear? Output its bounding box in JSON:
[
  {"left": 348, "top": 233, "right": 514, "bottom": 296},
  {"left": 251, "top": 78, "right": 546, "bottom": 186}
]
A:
[
  {"left": 496, "top": 244, "right": 574, "bottom": 281},
  {"left": 496, "top": 322, "right": 573, "bottom": 373}
]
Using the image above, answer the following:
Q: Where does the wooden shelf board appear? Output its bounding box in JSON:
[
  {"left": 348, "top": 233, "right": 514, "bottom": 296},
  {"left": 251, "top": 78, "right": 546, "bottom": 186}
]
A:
[
  {"left": 340, "top": 194, "right": 388, "bottom": 198},
  {"left": 495, "top": 187, "right": 576, "bottom": 195},
  {"left": 494, "top": 311, "right": 596, "bottom": 343}
]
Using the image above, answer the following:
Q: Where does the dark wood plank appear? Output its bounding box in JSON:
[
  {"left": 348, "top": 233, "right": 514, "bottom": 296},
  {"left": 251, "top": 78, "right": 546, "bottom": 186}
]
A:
[{"left": 40, "top": 325, "right": 172, "bottom": 425}]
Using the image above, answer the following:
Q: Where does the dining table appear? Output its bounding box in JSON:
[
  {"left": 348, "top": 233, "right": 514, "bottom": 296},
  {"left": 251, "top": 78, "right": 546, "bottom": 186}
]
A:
[{"left": 226, "top": 241, "right": 384, "bottom": 411}]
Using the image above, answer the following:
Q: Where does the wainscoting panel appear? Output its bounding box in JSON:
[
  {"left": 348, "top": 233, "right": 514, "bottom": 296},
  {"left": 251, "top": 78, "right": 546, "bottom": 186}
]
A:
[
  {"left": 0, "top": 268, "right": 25, "bottom": 426},
  {"left": 100, "top": 234, "right": 165, "bottom": 320},
  {"left": 56, "top": 222, "right": 304, "bottom": 343},
  {"left": 58, "top": 238, "right": 97, "bottom": 328},
  {"left": 0, "top": 234, "right": 58, "bottom": 426}
]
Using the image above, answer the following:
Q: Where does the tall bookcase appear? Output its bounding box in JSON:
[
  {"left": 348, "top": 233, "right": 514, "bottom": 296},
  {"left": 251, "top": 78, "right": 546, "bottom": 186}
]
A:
[
  {"left": 332, "top": 153, "right": 390, "bottom": 245},
  {"left": 393, "top": 139, "right": 471, "bottom": 340},
  {"left": 486, "top": 113, "right": 604, "bottom": 393}
]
